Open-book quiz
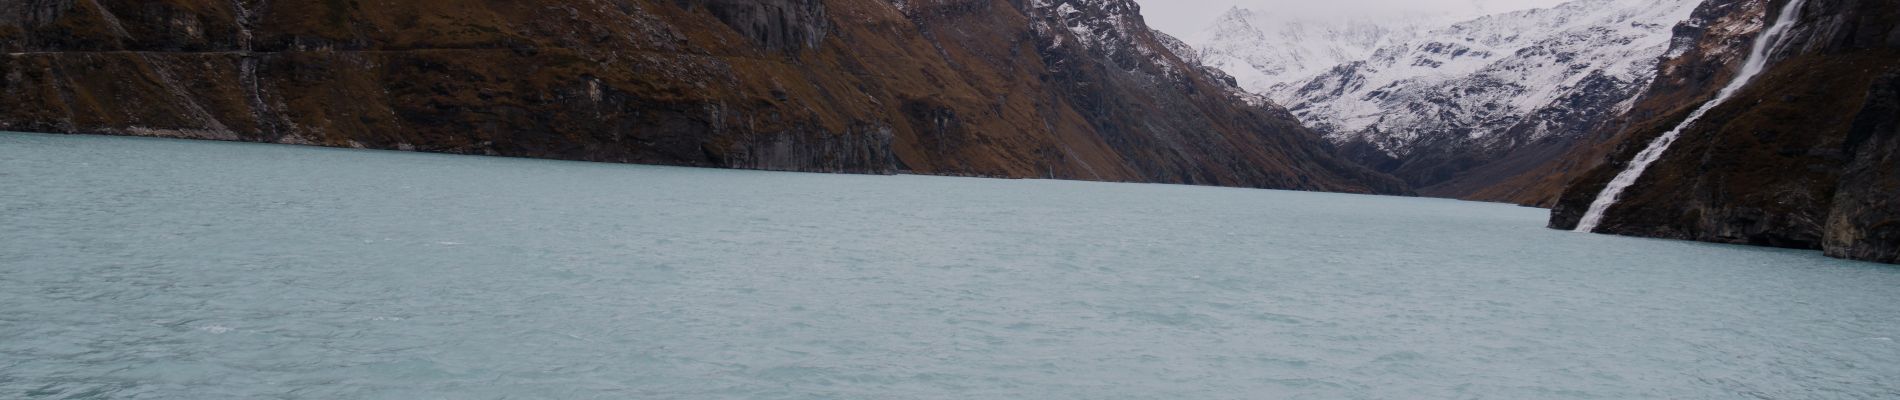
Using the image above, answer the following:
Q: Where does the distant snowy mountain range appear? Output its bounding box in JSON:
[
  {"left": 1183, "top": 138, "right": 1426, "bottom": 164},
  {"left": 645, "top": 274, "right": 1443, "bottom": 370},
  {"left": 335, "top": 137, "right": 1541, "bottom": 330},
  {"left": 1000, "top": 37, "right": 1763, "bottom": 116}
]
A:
[
  {"left": 1186, "top": 0, "right": 1566, "bottom": 96},
  {"left": 1193, "top": 8, "right": 1443, "bottom": 96},
  {"left": 1184, "top": 0, "right": 1702, "bottom": 193}
]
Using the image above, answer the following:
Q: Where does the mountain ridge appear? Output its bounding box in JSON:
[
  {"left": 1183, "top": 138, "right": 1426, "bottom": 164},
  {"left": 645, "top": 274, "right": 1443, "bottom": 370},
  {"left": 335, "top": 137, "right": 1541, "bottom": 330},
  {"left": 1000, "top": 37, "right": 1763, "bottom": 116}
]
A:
[
  {"left": 1258, "top": 0, "right": 1703, "bottom": 194},
  {"left": 0, "top": 0, "right": 1407, "bottom": 194}
]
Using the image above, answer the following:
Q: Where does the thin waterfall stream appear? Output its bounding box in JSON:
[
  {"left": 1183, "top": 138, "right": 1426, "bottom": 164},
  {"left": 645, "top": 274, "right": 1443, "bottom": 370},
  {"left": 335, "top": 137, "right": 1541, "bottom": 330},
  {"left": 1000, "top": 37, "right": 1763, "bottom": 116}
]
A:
[{"left": 1574, "top": 0, "right": 1808, "bottom": 232}]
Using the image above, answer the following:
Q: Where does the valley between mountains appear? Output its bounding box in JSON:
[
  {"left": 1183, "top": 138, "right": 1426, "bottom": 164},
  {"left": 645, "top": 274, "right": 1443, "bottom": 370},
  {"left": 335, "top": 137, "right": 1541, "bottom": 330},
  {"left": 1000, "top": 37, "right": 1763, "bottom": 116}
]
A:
[{"left": 2, "top": 0, "right": 1895, "bottom": 263}]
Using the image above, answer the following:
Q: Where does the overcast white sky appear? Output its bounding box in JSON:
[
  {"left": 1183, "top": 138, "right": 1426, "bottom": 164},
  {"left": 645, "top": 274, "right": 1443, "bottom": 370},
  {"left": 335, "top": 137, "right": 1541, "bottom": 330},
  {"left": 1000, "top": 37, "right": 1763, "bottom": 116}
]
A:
[{"left": 1133, "top": 0, "right": 1573, "bottom": 38}]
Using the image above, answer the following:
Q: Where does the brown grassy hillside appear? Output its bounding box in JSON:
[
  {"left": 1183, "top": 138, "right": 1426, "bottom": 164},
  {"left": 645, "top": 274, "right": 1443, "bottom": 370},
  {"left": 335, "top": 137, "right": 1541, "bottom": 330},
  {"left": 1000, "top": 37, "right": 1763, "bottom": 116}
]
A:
[{"left": 0, "top": 0, "right": 1407, "bottom": 194}]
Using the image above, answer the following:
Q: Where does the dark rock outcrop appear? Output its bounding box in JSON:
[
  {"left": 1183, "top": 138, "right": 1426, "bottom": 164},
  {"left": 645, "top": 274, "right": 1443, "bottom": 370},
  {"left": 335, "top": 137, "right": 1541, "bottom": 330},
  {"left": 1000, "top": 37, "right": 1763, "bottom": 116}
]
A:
[
  {"left": 0, "top": 0, "right": 1407, "bottom": 195},
  {"left": 680, "top": 0, "right": 828, "bottom": 53},
  {"left": 1824, "top": 71, "right": 1900, "bottom": 263},
  {"left": 1547, "top": 0, "right": 1900, "bottom": 264}
]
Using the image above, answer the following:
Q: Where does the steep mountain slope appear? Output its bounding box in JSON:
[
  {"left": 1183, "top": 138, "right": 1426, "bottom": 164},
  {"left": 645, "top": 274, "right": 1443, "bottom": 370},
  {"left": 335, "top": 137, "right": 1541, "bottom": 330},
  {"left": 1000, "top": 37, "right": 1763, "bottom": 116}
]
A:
[
  {"left": 1547, "top": 0, "right": 1900, "bottom": 264},
  {"left": 1271, "top": 0, "right": 1702, "bottom": 194},
  {"left": 1465, "top": 0, "right": 1769, "bottom": 205},
  {"left": 0, "top": 0, "right": 1405, "bottom": 194}
]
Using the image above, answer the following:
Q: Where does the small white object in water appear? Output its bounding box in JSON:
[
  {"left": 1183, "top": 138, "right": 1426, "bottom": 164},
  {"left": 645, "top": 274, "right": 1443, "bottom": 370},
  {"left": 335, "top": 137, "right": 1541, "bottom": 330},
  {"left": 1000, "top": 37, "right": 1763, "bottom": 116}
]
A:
[{"left": 199, "top": 325, "right": 234, "bottom": 334}]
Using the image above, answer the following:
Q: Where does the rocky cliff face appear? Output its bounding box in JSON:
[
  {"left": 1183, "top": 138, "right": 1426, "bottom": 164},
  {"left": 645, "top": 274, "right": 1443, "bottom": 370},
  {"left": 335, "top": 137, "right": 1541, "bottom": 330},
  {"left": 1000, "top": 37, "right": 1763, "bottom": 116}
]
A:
[
  {"left": 1546, "top": 0, "right": 1900, "bottom": 264},
  {"left": 1825, "top": 70, "right": 1900, "bottom": 263},
  {"left": 0, "top": 0, "right": 1406, "bottom": 194}
]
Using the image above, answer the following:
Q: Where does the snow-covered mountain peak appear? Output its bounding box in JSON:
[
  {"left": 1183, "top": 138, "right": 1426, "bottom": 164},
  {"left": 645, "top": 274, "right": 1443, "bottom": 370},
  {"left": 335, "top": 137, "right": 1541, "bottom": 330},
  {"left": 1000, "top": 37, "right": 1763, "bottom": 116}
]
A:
[
  {"left": 1280, "top": 0, "right": 1701, "bottom": 141},
  {"left": 1207, "top": 0, "right": 1705, "bottom": 191},
  {"left": 1191, "top": 7, "right": 1443, "bottom": 96}
]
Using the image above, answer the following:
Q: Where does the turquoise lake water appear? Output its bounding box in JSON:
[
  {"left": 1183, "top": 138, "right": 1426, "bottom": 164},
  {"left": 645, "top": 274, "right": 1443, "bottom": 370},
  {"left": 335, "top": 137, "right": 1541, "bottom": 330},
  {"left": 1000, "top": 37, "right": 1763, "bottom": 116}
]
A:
[{"left": 3, "top": 132, "right": 1897, "bottom": 399}]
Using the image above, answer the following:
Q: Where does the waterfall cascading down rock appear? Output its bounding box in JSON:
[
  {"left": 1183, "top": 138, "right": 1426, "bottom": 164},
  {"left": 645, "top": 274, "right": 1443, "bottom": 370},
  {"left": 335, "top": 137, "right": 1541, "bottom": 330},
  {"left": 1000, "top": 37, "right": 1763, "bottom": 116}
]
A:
[{"left": 1573, "top": 0, "right": 1809, "bottom": 233}]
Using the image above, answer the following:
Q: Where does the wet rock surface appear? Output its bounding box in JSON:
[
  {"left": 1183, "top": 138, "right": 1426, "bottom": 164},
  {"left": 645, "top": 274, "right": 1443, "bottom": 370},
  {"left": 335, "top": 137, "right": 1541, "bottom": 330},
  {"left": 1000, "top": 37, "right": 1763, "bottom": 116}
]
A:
[
  {"left": 1548, "top": 0, "right": 1900, "bottom": 264},
  {"left": 1824, "top": 71, "right": 1900, "bottom": 264}
]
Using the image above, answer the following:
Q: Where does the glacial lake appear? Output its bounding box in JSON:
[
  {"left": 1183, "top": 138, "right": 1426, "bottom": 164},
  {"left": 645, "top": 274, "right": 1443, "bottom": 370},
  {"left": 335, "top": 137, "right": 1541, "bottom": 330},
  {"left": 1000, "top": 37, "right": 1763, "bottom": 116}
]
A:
[{"left": 3, "top": 132, "right": 1898, "bottom": 399}]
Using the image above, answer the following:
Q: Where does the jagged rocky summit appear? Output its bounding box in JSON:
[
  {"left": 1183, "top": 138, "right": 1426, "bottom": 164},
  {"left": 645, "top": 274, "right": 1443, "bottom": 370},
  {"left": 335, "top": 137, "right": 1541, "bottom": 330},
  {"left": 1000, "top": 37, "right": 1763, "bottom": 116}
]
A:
[{"left": 0, "top": 0, "right": 1406, "bottom": 194}]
